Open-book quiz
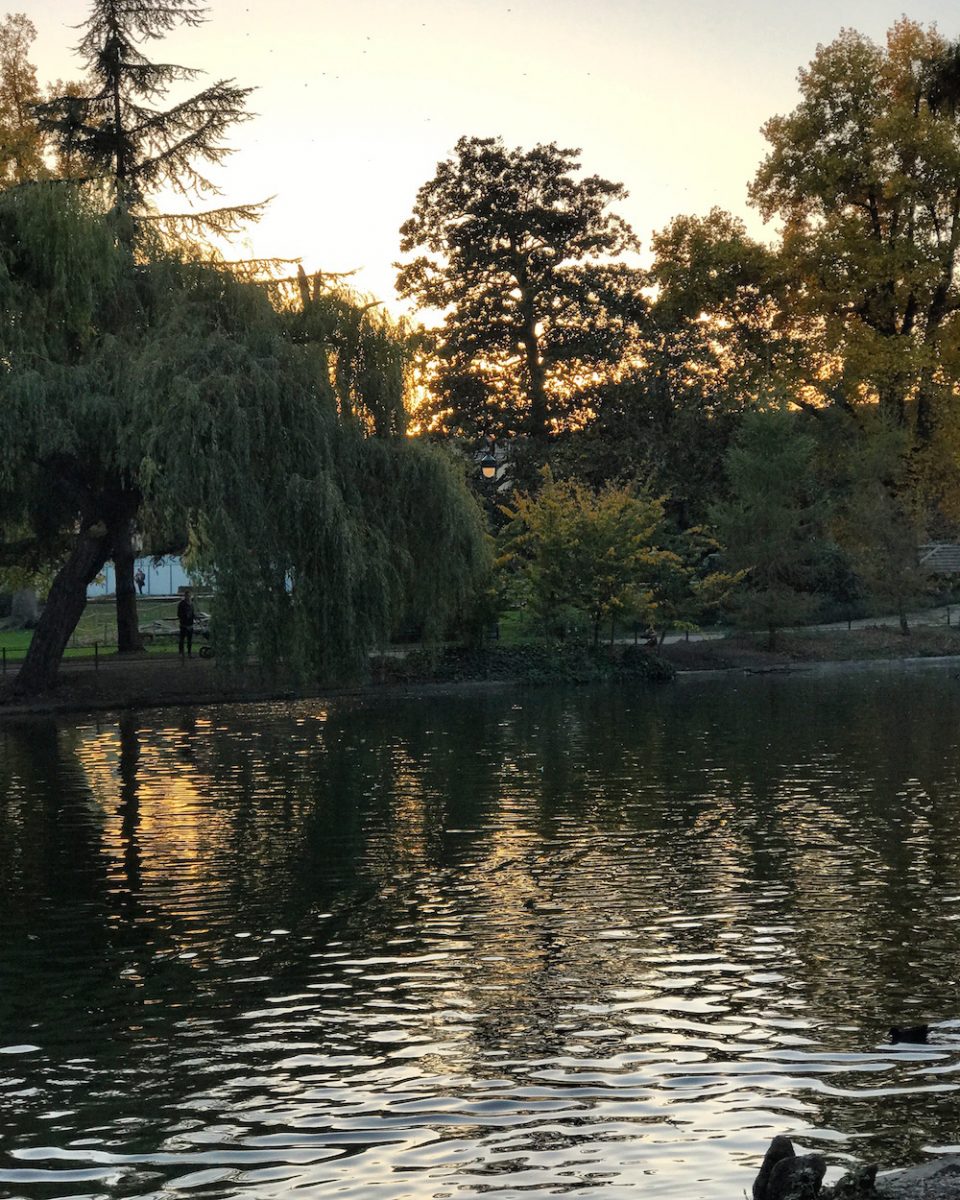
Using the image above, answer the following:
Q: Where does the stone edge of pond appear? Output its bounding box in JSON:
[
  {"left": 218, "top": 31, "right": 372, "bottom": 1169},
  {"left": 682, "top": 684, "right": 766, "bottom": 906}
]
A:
[{"left": 876, "top": 1156, "right": 960, "bottom": 1199}]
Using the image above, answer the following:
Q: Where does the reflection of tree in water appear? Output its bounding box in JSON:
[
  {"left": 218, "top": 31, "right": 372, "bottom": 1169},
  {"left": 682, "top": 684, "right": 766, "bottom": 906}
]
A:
[
  {"left": 611, "top": 676, "right": 960, "bottom": 1168},
  {"left": 0, "top": 716, "right": 174, "bottom": 1153},
  {"left": 118, "top": 712, "right": 142, "bottom": 900},
  {"left": 353, "top": 679, "right": 960, "bottom": 1167},
  {"left": 0, "top": 718, "right": 105, "bottom": 913}
]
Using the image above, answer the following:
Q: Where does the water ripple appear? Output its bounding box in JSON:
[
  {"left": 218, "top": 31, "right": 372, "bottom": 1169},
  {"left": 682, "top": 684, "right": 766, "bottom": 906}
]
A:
[{"left": 2, "top": 675, "right": 960, "bottom": 1196}]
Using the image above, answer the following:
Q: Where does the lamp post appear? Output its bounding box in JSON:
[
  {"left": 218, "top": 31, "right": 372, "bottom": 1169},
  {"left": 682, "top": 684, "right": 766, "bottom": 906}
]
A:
[
  {"left": 476, "top": 432, "right": 503, "bottom": 482},
  {"left": 479, "top": 453, "right": 498, "bottom": 481},
  {"left": 474, "top": 434, "right": 512, "bottom": 532}
]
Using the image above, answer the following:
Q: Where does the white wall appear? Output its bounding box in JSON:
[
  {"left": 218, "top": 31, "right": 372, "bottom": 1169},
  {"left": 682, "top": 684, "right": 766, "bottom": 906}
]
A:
[{"left": 86, "top": 556, "right": 192, "bottom": 599}]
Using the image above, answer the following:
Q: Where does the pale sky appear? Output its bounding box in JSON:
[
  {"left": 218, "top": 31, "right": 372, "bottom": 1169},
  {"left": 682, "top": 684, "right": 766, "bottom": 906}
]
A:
[{"left": 27, "top": 0, "right": 960, "bottom": 310}]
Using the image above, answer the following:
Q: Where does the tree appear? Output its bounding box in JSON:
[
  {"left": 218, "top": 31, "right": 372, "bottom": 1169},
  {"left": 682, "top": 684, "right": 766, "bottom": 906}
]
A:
[
  {"left": 36, "top": 0, "right": 255, "bottom": 231},
  {"left": 500, "top": 471, "right": 673, "bottom": 646},
  {"left": 0, "top": 13, "right": 44, "bottom": 183},
  {"left": 648, "top": 524, "right": 743, "bottom": 644},
  {"left": 0, "top": 183, "right": 490, "bottom": 697},
  {"left": 288, "top": 266, "right": 408, "bottom": 437},
  {"left": 713, "top": 408, "right": 831, "bottom": 648},
  {"left": 832, "top": 419, "right": 932, "bottom": 633},
  {"left": 559, "top": 209, "right": 783, "bottom": 523},
  {"left": 0, "top": 17, "right": 91, "bottom": 631},
  {"left": 750, "top": 20, "right": 960, "bottom": 448},
  {"left": 396, "top": 136, "right": 643, "bottom": 443},
  {"left": 923, "top": 35, "right": 960, "bottom": 116},
  {"left": 35, "top": 0, "right": 258, "bottom": 652}
]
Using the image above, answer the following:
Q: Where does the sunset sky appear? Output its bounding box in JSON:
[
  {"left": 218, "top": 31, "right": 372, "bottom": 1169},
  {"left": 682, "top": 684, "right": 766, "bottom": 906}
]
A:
[{"left": 27, "top": 0, "right": 960, "bottom": 310}]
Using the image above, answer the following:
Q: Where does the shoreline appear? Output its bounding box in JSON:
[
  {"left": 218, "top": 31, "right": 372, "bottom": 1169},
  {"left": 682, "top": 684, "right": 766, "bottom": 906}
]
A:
[
  {"left": 0, "top": 674, "right": 524, "bottom": 720},
  {"left": 3, "top": 643, "right": 960, "bottom": 721},
  {"left": 675, "top": 652, "right": 960, "bottom": 682}
]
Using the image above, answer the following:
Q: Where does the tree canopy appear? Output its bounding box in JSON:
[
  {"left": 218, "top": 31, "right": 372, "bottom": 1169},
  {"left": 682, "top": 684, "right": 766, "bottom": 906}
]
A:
[
  {"left": 30, "top": 0, "right": 262, "bottom": 653},
  {"left": 397, "top": 136, "right": 643, "bottom": 443},
  {"left": 498, "top": 470, "right": 733, "bottom": 646},
  {"left": 713, "top": 408, "right": 831, "bottom": 646},
  {"left": 751, "top": 19, "right": 960, "bottom": 445},
  {"left": 0, "top": 13, "right": 44, "bottom": 184},
  {"left": 0, "top": 183, "right": 489, "bottom": 695},
  {"left": 551, "top": 208, "right": 780, "bottom": 526},
  {"left": 35, "top": 0, "right": 257, "bottom": 237}
]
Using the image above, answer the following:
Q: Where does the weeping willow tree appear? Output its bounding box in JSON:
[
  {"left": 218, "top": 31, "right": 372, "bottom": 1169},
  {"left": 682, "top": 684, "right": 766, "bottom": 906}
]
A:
[
  {"left": 34, "top": 0, "right": 260, "bottom": 653},
  {"left": 285, "top": 265, "right": 408, "bottom": 437},
  {"left": 1, "top": 182, "right": 490, "bottom": 696}
]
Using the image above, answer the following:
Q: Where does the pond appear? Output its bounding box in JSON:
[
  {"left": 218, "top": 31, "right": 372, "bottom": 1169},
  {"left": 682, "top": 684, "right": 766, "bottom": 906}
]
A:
[{"left": 2, "top": 668, "right": 960, "bottom": 1199}]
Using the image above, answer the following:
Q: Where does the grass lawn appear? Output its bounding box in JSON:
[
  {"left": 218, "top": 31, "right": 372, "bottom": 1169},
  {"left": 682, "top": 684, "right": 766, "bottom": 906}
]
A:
[{"left": 0, "top": 596, "right": 199, "bottom": 661}]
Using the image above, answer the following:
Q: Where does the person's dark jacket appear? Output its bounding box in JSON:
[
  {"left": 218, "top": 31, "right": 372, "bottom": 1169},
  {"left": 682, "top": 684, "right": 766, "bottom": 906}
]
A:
[{"left": 177, "top": 597, "right": 195, "bottom": 629}]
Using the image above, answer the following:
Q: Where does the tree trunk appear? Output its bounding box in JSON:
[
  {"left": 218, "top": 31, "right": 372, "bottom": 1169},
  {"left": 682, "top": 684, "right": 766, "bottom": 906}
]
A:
[
  {"left": 12, "top": 523, "right": 112, "bottom": 697},
  {"left": 113, "top": 518, "right": 144, "bottom": 654},
  {"left": 915, "top": 385, "right": 935, "bottom": 444},
  {"left": 519, "top": 292, "right": 548, "bottom": 443},
  {"left": 877, "top": 380, "right": 906, "bottom": 427}
]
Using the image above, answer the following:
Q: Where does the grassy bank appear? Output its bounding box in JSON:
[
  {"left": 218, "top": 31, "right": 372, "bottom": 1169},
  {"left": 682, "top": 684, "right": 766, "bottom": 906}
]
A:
[
  {"left": 4, "top": 617, "right": 960, "bottom": 718},
  {"left": 0, "top": 597, "right": 198, "bottom": 661},
  {"left": 659, "top": 623, "right": 960, "bottom": 672}
]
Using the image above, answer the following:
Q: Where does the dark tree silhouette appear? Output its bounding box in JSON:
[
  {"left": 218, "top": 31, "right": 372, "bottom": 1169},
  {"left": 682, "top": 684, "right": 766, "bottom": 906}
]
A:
[
  {"left": 396, "top": 136, "right": 643, "bottom": 444},
  {"left": 925, "top": 38, "right": 960, "bottom": 115}
]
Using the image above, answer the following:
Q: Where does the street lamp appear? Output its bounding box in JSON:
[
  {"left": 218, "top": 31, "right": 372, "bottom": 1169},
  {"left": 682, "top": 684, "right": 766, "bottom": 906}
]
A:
[{"left": 479, "top": 453, "right": 498, "bottom": 481}]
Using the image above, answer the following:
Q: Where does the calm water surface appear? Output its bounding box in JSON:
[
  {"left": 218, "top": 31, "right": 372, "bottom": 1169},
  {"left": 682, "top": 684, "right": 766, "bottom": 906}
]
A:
[{"left": 2, "top": 670, "right": 960, "bottom": 1199}]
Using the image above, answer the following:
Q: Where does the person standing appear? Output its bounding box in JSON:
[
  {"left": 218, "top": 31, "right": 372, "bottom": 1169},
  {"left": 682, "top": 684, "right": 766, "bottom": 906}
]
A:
[
  {"left": 177, "top": 589, "right": 195, "bottom": 659},
  {"left": 135, "top": 567, "right": 146, "bottom": 595}
]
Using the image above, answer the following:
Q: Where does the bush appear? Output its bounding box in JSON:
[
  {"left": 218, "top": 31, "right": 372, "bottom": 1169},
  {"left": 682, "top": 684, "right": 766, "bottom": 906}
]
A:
[{"left": 369, "top": 642, "right": 676, "bottom": 686}]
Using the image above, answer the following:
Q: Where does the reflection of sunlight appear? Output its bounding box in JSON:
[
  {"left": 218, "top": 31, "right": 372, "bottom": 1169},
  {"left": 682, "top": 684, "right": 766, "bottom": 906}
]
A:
[
  {"left": 76, "top": 722, "right": 231, "bottom": 910},
  {"left": 69, "top": 714, "right": 321, "bottom": 941}
]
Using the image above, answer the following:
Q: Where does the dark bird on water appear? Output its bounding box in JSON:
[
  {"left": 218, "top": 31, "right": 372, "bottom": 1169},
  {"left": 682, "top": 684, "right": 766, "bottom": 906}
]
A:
[{"left": 889, "top": 1024, "right": 929, "bottom": 1043}]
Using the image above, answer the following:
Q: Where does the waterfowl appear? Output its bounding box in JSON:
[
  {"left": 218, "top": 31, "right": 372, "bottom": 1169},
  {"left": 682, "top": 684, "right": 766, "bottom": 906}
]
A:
[{"left": 889, "top": 1024, "right": 929, "bottom": 1044}]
